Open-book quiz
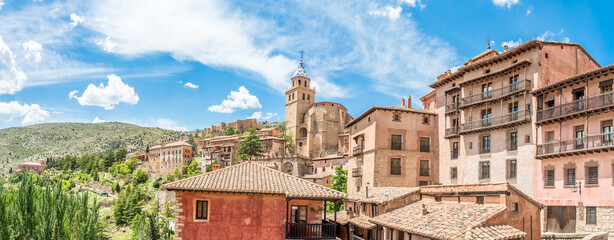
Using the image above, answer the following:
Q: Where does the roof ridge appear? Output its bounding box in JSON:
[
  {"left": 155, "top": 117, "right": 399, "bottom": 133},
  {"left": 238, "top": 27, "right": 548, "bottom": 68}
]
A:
[{"left": 160, "top": 161, "right": 250, "bottom": 189}]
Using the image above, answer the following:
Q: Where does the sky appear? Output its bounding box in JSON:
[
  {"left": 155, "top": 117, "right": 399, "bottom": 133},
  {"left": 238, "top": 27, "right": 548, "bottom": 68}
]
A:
[{"left": 0, "top": 0, "right": 613, "bottom": 131}]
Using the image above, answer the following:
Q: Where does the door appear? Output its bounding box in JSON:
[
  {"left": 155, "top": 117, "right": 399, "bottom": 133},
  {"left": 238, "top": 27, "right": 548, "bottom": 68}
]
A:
[
  {"left": 574, "top": 90, "right": 585, "bottom": 111},
  {"left": 575, "top": 126, "right": 585, "bottom": 150},
  {"left": 546, "top": 206, "right": 576, "bottom": 233}
]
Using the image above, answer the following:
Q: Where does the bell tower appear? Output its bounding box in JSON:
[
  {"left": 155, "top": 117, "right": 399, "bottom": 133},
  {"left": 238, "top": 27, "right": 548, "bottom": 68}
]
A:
[{"left": 285, "top": 51, "right": 316, "bottom": 150}]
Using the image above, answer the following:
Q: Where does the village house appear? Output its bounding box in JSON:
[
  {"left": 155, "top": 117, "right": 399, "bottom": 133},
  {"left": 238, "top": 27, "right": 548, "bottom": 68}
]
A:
[
  {"left": 125, "top": 151, "right": 148, "bottom": 161},
  {"left": 17, "top": 159, "right": 47, "bottom": 173},
  {"left": 345, "top": 99, "right": 439, "bottom": 195},
  {"left": 197, "top": 128, "right": 285, "bottom": 167},
  {"left": 197, "top": 118, "right": 261, "bottom": 137},
  {"left": 146, "top": 140, "right": 193, "bottom": 175},
  {"left": 160, "top": 161, "right": 346, "bottom": 240}
]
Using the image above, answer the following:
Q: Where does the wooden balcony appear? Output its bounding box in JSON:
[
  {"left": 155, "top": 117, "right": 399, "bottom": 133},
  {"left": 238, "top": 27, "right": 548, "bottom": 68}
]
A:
[
  {"left": 286, "top": 222, "right": 337, "bottom": 239},
  {"left": 460, "top": 80, "right": 531, "bottom": 108},
  {"left": 445, "top": 102, "right": 460, "bottom": 114},
  {"left": 445, "top": 126, "right": 459, "bottom": 138},
  {"left": 352, "top": 167, "right": 362, "bottom": 177},
  {"left": 536, "top": 132, "right": 614, "bottom": 159},
  {"left": 460, "top": 110, "right": 530, "bottom": 134},
  {"left": 536, "top": 92, "right": 614, "bottom": 125},
  {"left": 352, "top": 145, "right": 363, "bottom": 156}
]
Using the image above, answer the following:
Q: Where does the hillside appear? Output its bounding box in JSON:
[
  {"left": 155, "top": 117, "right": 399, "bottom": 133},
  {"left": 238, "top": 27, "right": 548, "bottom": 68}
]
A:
[{"left": 0, "top": 122, "right": 190, "bottom": 177}]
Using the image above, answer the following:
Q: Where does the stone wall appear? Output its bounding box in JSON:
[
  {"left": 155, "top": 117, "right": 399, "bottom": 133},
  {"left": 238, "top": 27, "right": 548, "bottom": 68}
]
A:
[{"left": 576, "top": 206, "right": 614, "bottom": 239}]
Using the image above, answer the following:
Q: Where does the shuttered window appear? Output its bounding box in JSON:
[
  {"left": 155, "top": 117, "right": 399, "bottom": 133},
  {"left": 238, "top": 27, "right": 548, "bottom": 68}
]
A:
[
  {"left": 587, "top": 166, "right": 598, "bottom": 185},
  {"left": 545, "top": 170, "right": 555, "bottom": 186},
  {"left": 586, "top": 207, "right": 597, "bottom": 225},
  {"left": 565, "top": 168, "right": 576, "bottom": 186},
  {"left": 196, "top": 200, "right": 209, "bottom": 220},
  {"left": 390, "top": 158, "right": 402, "bottom": 175},
  {"left": 391, "top": 135, "right": 402, "bottom": 150}
]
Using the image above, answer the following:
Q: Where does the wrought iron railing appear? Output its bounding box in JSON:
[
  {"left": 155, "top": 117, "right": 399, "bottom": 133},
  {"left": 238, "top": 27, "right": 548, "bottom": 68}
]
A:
[
  {"left": 461, "top": 80, "right": 530, "bottom": 107},
  {"left": 460, "top": 110, "right": 530, "bottom": 133},
  {"left": 445, "top": 102, "right": 459, "bottom": 113},
  {"left": 537, "top": 132, "right": 614, "bottom": 156},
  {"left": 537, "top": 92, "right": 614, "bottom": 122},
  {"left": 286, "top": 222, "right": 337, "bottom": 239},
  {"left": 445, "top": 126, "right": 459, "bottom": 137},
  {"left": 353, "top": 145, "right": 363, "bottom": 156},
  {"left": 352, "top": 167, "right": 362, "bottom": 177},
  {"left": 420, "top": 167, "right": 430, "bottom": 177}
]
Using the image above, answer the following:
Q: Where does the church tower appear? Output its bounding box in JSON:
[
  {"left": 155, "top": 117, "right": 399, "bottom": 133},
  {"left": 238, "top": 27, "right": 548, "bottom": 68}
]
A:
[{"left": 285, "top": 53, "right": 316, "bottom": 152}]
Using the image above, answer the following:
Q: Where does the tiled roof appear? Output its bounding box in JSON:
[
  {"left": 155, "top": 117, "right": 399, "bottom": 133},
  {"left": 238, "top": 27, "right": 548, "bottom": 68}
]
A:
[
  {"left": 420, "top": 182, "right": 544, "bottom": 209},
  {"left": 161, "top": 162, "right": 346, "bottom": 200},
  {"left": 348, "top": 215, "right": 376, "bottom": 230},
  {"left": 302, "top": 172, "right": 333, "bottom": 179},
  {"left": 348, "top": 187, "right": 420, "bottom": 204},
  {"left": 325, "top": 211, "right": 348, "bottom": 225},
  {"left": 465, "top": 225, "right": 526, "bottom": 240},
  {"left": 531, "top": 64, "right": 614, "bottom": 94},
  {"left": 369, "top": 201, "right": 508, "bottom": 240},
  {"left": 251, "top": 161, "right": 278, "bottom": 168},
  {"left": 346, "top": 105, "right": 436, "bottom": 128}
]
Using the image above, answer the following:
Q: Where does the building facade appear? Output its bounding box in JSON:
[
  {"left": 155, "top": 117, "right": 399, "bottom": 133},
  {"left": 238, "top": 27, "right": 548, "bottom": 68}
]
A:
[
  {"left": 198, "top": 128, "right": 284, "bottom": 167},
  {"left": 431, "top": 40, "right": 600, "bottom": 199},
  {"left": 198, "top": 118, "right": 261, "bottom": 137},
  {"left": 146, "top": 140, "right": 193, "bottom": 175},
  {"left": 346, "top": 101, "right": 438, "bottom": 195},
  {"left": 533, "top": 65, "right": 614, "bottom": 235}
]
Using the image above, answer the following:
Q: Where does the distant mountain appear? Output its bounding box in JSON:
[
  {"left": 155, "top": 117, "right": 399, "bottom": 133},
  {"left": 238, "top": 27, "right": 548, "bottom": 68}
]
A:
[{"left": 0, "top": 122, "right": 191, "bottom": 177}]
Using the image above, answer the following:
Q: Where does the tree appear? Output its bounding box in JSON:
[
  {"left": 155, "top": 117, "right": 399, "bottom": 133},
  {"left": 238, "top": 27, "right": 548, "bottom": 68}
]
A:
[
  {"left": 187, "top": 160, "right": 201, "bottom": 177},
  {"left": 133, "top": 167, "right": 149, "bottom": 183},
  {"left": 113, "top": 184, "right": 144, "bottom": 226},
  {"left": 145, "top": 144, "right": 150, "bottom": 153},
  {"left": 115, "top": 148, "right": 128, "bottom": 163},
  {"left": 276, "top": 122, "right": 294, "bottom": 155},
  {"left": 235, "top": 128, "right": 265, "bottom": 160},
  {"left": 327, "top": 166, "right": 347, "bottom": 213},
  {"left": 113, "top": 182, "right": 121, "bottom": 194},
  {"left": 223, "top": 127, "right": 236, "bottom": 136}
]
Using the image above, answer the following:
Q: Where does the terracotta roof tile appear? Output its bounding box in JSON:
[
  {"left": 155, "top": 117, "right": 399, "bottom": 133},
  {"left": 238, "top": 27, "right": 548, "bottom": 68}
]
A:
[
  {"left": 369, "top": 200, "right": 508, "bottom": 240},
  {"left": 346, "top": 105, "right": 436, "bottom": 128},
  {"left": 348, "top": 187, "right": 420, "bottom": 204},
  {"left": 463, "top": 225, "right": 526, "bottom": 240},
  {"left": 161, "top": 162, "right": 346, "bottom": 200},
  {"left": 348, "top": 215, "right": 376, "bottom": 230},
  {"left": 325, "top": 211, "right": 348, "bottom": 225},
  {"left": 531, "top": 64, "right": 614, "bottom": 94}
]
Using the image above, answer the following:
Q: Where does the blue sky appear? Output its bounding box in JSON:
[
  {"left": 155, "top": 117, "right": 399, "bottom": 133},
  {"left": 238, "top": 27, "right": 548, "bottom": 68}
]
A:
[{"left": 0, "top": 0, "right": 612, "bottom": 131}]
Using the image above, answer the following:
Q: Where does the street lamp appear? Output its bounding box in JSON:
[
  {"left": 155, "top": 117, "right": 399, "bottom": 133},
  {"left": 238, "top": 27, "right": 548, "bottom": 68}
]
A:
[{"left": 571, "top": 181, "right": 582, "bottom": 195}]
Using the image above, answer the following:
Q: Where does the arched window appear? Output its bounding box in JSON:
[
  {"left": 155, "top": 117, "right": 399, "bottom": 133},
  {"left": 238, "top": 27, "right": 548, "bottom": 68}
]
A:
[
  {"left": 307, "top": 94, "right": 310, "bottom": 100},
  {"left": 288, "top": 95, "right": 291, "bottom": 101},
  {"left": 302, "top": 93, "right": 305, "bottom": 100},
  {"left": 304, "top": 81, "right": 307, "bottom": 87},
  {"left": 300, "top": 128, "right": 308, "bottom": 137},
  {"left": 298, "top": 79, "right": 301, "bottom": 86}
]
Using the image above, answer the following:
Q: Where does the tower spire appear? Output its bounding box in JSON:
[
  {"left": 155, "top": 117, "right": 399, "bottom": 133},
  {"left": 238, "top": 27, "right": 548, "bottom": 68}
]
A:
[{"left": 299, "top": 49, "right": 305, "bottom": 68}]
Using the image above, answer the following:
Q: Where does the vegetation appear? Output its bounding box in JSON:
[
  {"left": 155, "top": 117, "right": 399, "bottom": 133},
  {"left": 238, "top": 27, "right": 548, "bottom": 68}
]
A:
[
  {"left": 130, "top": 201, "right": 175, "bottom": 240},
  {"left": 0, "top": 173, "right": 104, "bottom": 240},
  {"left": 327, "top": 166, "right": 347, "bottom": 213},
  {"left": 223, "top": 127, "right": 236, "bottom": 136},
  {"left": 276, "top": 122, "right": 294, "bottom": 155},
  {"left": 235, "top": 128, "right": 265, "bottom": 160}
]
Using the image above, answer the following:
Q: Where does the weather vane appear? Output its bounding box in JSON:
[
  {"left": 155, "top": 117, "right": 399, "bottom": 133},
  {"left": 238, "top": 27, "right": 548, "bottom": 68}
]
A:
[
  {"left": 299, "top": 49, "right": 305, "bottom": 67},
  {"left": 486, "top": 36, "right": 492, "bottom": 49}
]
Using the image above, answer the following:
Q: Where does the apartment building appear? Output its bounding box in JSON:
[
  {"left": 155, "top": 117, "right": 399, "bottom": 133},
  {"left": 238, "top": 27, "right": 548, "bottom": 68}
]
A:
[
  {"left": 198, "top": 128, "right": 284, "bottom": 167},
  {"left": 147, "top": 140, "right": 193, "bottom": 175},
  {"left": 346, "top": 98, "right": 438, "bottom": 195},
  {"left": 431, "top": 40, "right": 600, "bottom": 199},
  {"left": 533, "top": 65, "right": 614, "bottom": 235}
]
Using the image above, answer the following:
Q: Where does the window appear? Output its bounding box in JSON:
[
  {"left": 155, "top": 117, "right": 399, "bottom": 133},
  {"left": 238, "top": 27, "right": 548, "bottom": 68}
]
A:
[
  {"left": 480, "top": 161, "right": 490, "bottom": 179},
  {"left": 363, "top": 203, "right": 367, "bottom": 213},
  {"left": 420, "top": 137, "right": 430, "bottom": 152},
  {"left": 507, "top": 159, "right": 517, "bottom": 179},
  {"left": 302, "top": 93, "right": 305, "bottom": 100},
  {"left": 419, "top": 181, "right": 430, "bottom": 186},
  {"left": 545, "top": 170, "right": 555, "bottom": 186},
  {"left": 372, "top": 205, "right": 379, "bottom": 217},
  {"left": 420, "top": 160, "right": 430, "bottom": 177},
  {"left": 484, "top": 69, "right": 490, "bottom": 74},
  {"left": 587, "top": 166, "right": 598, "bottom": 185},
  {"left": 368, "top": 116, "right": 370, "bottom": 122},
  {"left": 451, "top": 142, "right": 459, "bottom": 159},
  {"left": 423, "top": 117, "right": 430, "bottom": 124},
  {"left": 525, "top": 135, "right": 531, "bottom": 144},
  {"left": 393, "top": 114, "right": 400, "bottom": 121},
  {"left": 481, "top": 109, "right": 492, "bottom": 126},
  {"left": 450, "top": 167, "right": 458, "bottom": 179},
  {"left": 602, "top": 120, "right": 613, "bottom": 145},
  {"left": 391, "top": 135, "right": 402, "bottom": 150},
  {"left": 195, "top": 200, "right": 209, "bottom": 220},
  {"left": 291, "top": 206, "right": 307, "bottom": 223},
  {"left": 476, "top": 196, "right": 484, "bottom": 205},
  {"left": 565, "top": 168, "right": 576, "bottom": 186},
  {"left": 390, "top": 158, "right": 402, "bottom": 175},
  {"left": 482, "top": 83, "right": 493, "bottom": 99},
  {"left": 586, "top": 207, "right": 597, "bottom": 225},
  {"left": 435, "top": 197, "right": 442, "bottom": 202},
  {"left": 481, "top": 135, "right": 491, "bottom": 153},
  {"left": 469, "top": 142, "right": 473, "bottom": 149},
  {"left": 512, "top": 202, "right": 519, "bottom": 212},
  {"left": 545, "top": 53, "right": 549, "bottom": 59},
  {"left": 353, "top": 202, "right": 358, "bottom": 214},
  {"left": 509, "top": 132, "right": 518, "bottom": 150},
  {"left": 575, "top": 126, "right": 585, "bottom": 150}
]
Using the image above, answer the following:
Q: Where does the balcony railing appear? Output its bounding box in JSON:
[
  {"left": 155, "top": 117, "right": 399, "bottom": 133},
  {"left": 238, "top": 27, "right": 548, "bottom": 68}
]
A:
[
  {"left": 537, "top": 92, "right": 614, "bottom": 123},
  {"left": 352, "top": 167, "right": 362, "bottom": 177},
  {"left": 286, "top": 222, "right": 337, "bottom": 239},
  {"left": 352, "top": 145, "right": 363, "bottom": 156},
  {"left": 445, "top": 126, "right": 459, "bottom": 138},
  {"left": 460, "top": 110, "right": 530, "bottom": 134},
  {"left": 420, "top": 168, "right": 430, "bottom": 177},
  {"left": 536, "top": 132, "right": 614, "bottom": 157},
  {"left": 445, "top": 102, "right": 460, "bottom": 113},
  {"left": 460, "top": 80, "right": 531, "bottom": 108}
]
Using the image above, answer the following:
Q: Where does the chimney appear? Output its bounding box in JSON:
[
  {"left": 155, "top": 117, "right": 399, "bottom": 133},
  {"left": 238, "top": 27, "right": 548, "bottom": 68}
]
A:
[
  {"left": 421, "top": 204, "right": 429, "bottom": 215},
  {"left": 504, "top": 45, "right": 509, "bottom": 52},
  {"left": 401, "top": 97, "right": 406, "bottom": 107},
  {"left": 407, "top": 95, "right": 412, "bottom": 108},
  {"left": 212, "top": 164, "right": 222, "bottom": 171}
]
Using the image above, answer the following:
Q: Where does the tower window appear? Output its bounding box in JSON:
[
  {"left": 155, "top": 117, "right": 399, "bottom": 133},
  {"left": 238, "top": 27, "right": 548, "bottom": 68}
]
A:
[
  {"left": 307, "top": 94, "right": 310, "bottom": 100},
  {"left": 298, "top": 79, "right": 301, "bottom": 86},
  {"left": 302, "top": 93, "right": 305, "bottom": 100},
  {"left": 304, "top": 81, "right": 307, "bottom": 87}
]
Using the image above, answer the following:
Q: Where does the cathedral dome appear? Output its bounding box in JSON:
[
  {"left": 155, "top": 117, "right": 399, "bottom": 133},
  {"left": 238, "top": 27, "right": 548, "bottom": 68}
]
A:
[{"left": 293, "top": 64, "right": 309, "bottom": 78}]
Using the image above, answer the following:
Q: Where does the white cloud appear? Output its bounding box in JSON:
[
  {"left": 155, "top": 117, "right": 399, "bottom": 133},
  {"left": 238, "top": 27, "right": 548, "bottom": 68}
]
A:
[
  {"left": 69, "top": 74, "right": 139, "bottom": 110},
  {"left": 70, "top": 13, "right": 84, "bottom": 28},
  {"left": 369, "top": 5, "right": 403, "bottom": 21},
  {"left": 526, "top": 5, "right": 533, "bottom": 15},
  {"left": 92, "top": 116, "right": 106, "bottom": 123},
  {"left": 492, "top": 0, "right": 520, "bottom": 9},
  {"left": 501, "top": 38, "right": 522, "bottom": 49},
  {"left": 0, "top": 0, "right": 4, "bottom": 11},
  {"left": 400, "top": 0, "right": 426, "bottom": 9},
  {"left": 184, "top": 82, "right": 199, "bottom": 88},
  {"left": 0, "top": 35, "right": 27, "bottom": 95},
  {"left": 247, "top": 111, "right": 277, "bottom": 120},
  {"left": 0, "top": 101, "right": 49, "bottom": 125},
  {"left": 535, "top": 31, "right": 555, "bottom": 41},
  {"left": 22, "top": 40, "right": 43, "bottom": 62},
  {"left": 154, "top": 118, "right": 187, "bottom": 131},
  {"left": 95, "top": 36, "right": 116, "bottom": 52},
  {"left": 208, "top": 86, "right": 261, "bottom": 113}
]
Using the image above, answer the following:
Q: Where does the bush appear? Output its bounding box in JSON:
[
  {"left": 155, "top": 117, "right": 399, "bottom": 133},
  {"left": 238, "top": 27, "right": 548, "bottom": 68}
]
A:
[{"left": 133, "top": 167, "right": 149, "bottom": 184}]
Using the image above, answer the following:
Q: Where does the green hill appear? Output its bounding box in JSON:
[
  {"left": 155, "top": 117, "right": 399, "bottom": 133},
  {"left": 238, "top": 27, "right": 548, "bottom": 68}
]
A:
[{"left": 0, "top": 122, "right": 190, "bottom": 177}]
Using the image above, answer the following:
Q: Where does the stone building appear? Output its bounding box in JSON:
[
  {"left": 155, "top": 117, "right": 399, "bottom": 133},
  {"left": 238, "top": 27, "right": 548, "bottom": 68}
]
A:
[
  {"left": 198, "top": 128, "right": 284, "bottom": 167},
  {"left": 430, "top": 40, "right": 600, "bottom": 199},
  {"left": 198, "top": 118, "right": 261, "bottom": 137},
  {"left": 345, "top": 100, "right": 438, "bottom": 195},
  {"left": 146, "top": 140, "right": 193, "bottom": 175}
]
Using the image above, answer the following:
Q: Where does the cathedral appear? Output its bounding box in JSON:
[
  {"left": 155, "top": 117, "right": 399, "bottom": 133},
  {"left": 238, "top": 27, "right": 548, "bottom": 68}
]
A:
[{"left": 285, "top": 56, "right": 353, "bottom": 167}]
